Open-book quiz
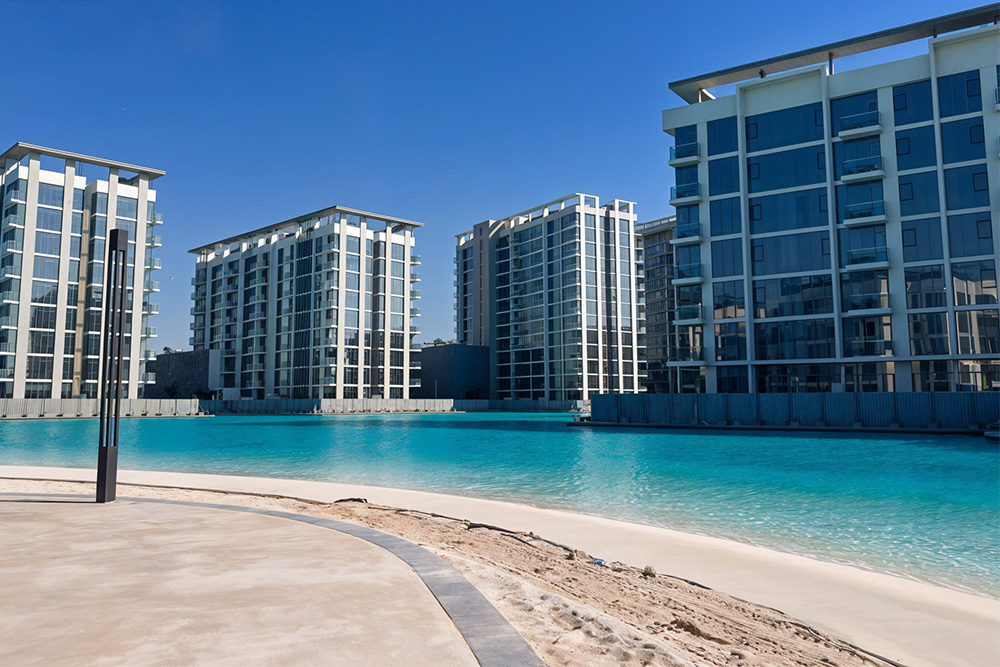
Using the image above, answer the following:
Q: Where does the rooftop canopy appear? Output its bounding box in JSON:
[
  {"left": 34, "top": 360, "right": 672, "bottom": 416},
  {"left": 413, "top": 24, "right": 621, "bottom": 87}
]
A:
[
  {"left": 1, "top": 142, "right": 166, "bottom": 180},
  {"left": 669, "top": 5, "right": 1000, "bottom": 104}
]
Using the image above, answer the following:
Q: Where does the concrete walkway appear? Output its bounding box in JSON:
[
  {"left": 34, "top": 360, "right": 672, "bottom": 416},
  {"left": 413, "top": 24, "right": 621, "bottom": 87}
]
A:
[{"left": 0, "top": 489, "right": 540, "bottom": 666}]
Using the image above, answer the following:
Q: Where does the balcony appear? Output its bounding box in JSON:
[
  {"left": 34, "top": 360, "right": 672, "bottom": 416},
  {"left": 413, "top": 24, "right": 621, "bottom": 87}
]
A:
[
  {"left": 843, "top": 200, "right": 887, "bottom": 225},
  {"left": 670, "top": 222, "right": 702, "bottom": 245},
  {"left": 846, "top": 246, "right": 889, "bottom": 270},
  {"left": 147, "top": 235, "right": 163, "bottom": 247},
  {"left": 191, "top": 304, "right": 206, "bottom": 315},
  {"left": 140, "top": 372, "right": 156, "bottom": 383},
  {"left": 841, "top": 156, "right": 884, "bottom": 183},
  {"left": 995, "top": 87, "right": 1000, "bottom": 111},
  {"left": 409, "top": 378, "right": 422, "bottom": 387},
  {"left": 0, "top": 315, "right": 15, "bottom": 327},
  {"left": 410, "top": 272, "right": 421, "bottom": 281},
  {"left": 142, "top": 326, "right": 158, "bottom": 337},
  {"left": 143, "top": 303, "right": 159, "bottom": 315},
  {"left": 411, "top": 254, "right": 421, "bottom": 264},
  {"left": 0, "top": 342, "right": 14, "bottom": 353},
  {"left": 411, "top": 289, "right": 421, "bottom": 298},
  {"left": 247, "top": 292, "right": 267, "bottom": 304},
  {"left": 674, "top": 303, "right": 703, "bottom": 323},
  {"left": 847, "top": 339, "right": 894, "bottom": 357},
  {"left": 1, "top": 264, "right": 20, "bottom": 279},
  {"left": 243, "top": 379, "right": 265, "bottom": 389},
  {"left": 671, "top": 262, "right": 703, "bottom": 285},
  {"left": 673, "top": 346, "right": 703, "bottom": 362},
  {"left": 245, "top": 345, "right": 266, "bottom": 354},
  {"left": 319, "top": 376, "right": 337, "bottom": 386},
  {"left": 143, "top": 349, "right": 157, "bottom": 360},
  {"left": 844, "top": 292, "right": 890, "bottom": 313},
  {"left": 669, "top": 182, "right": 701, "bottom": 205},
  {"left": 144, "top": 280, "right": 160, "bottom": 292},
  {"left": 410, "top": 307, "right": 420, "bottom": 316},
  {"left": 409, "top": 360, "right": 421, "bottom": 369},
  {"left": 410, "top": 325, "right": 421, "bottom": 334},
  {"left": 243, "top": 362, "right": 266, "bottom": 372},
  {"left": 247, "top": 275, "right": 268, "bottom": 287},
  {"left": 669, "top": 142, "right": 700, "bottom": 167},
  {"left": 1, "top": 240, "right": 22, "bottom": 253},
  {"left": 3, "top": 189, "right": 26, "bottom": 204},
  {"left": 146, "top": 257, "right": 162, "bottom": 270},
  {"left": 149, "top": 212, "right": 164, "bottom": 226},
  {"left": 1, "top": 290, "right": 17, "bottom": 302},
  {"left": 838, "top": 110, "right": 881, "bottom": 138}
]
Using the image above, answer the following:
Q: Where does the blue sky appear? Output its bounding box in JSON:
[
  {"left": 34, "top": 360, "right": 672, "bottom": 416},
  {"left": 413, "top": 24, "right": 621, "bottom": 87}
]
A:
[{"left": 6, "top": 0, "right": 968, "bottom": 348}]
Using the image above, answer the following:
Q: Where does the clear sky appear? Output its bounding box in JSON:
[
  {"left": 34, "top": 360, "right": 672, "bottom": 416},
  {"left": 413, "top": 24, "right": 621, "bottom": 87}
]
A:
[{"left": 5, "top": 0, "right": 972, "bottom": 348}]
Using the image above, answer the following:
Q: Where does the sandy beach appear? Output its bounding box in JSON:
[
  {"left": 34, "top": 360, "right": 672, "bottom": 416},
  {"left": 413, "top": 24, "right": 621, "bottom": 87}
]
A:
[{"left": 2, "top": 466, "right": 997, "bottom": 667}]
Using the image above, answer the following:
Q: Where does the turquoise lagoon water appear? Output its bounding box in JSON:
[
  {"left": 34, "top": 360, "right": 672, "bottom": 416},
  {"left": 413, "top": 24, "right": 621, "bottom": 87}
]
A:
[{"left": 1, "top": 413, "right": 997, "bottom": 597}]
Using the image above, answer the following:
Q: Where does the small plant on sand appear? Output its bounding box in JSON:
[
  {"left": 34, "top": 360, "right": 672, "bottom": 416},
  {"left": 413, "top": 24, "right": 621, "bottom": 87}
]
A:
[{"left": 642, "top": 565, "right": 657, "bottom": 578}]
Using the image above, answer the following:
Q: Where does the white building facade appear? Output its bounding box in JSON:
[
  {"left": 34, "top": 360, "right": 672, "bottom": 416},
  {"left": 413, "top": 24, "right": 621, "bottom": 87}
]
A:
[
  {"left": 190, "top": 206, "right": 422, "bottom": 400},
  {"left": 456, "top": 193, "right": 645, "bottom": 400},
  {"left": 0, "top": 143, "right": 163, "bottom": 399},
  {"left": 661, "top": 10, "right": 999, "bottom": 393}
]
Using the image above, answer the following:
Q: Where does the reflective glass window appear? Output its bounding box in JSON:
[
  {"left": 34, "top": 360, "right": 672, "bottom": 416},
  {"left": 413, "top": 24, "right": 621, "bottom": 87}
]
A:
[
  {"left": 747, "top": 145, "right": 825, "bottom": 193},
  {"left": 937, "top": 70, "right": 981, "bottom": 118},
  {"left": 944, "top": 165, "right": 990, "bottom": 211},
  {"left": 905, "top": 265, "right": 946, "bottom": 309},
  {"left": 713, "top": 280, "right": 745, "bottom": 319},
  {"left": 711, "top": 238, "right": 743, "bottom": 277},
  {"left": 753, "top": 274, "right": 833, "bottom": 317},
  {"left": 707, "top": 116, "right": 738, "bottom": 155},
  {"left": 894, "top": 126, "right": 936, "bottom": 171},
  {"left": 941, "top": 118, "right": 986, "bottom": 164},
  {"left": 908, "top": 312, "right": 950, "bottom": 355},
  {"left": 898, "top": 172, "right": 940, "bottom": 216},
  {"left": 745, "top": 103, "right": 823, "bottom": 153},
  {"left": 952, "top": 260, "right": 997, "bottom": 306},
  {"left": 754, "top": 319, "right": 836, "bottom": 360},
  {"left": 892, "top": 80, "right": 933, "bottom": 126},
  {"left": 708, "top": 156, "right": 739, "bottom": 196},
  {"left": 948, "top": 211, "right": 993, "bottom": 257},
  {"left": 751, "top": 231, "right": 829, "bottom": 275},
  {"left": 900, "top": 217, "right": 943, "bottom": 262},
  {"left": 830, "top": 91, "right": 877, "bottom": 137},
  {"left": 710, "top": 197, "right": 741, "bottom": 235},
  {"left": 749, "top": 188, "right": 827, "bottom": 234}
]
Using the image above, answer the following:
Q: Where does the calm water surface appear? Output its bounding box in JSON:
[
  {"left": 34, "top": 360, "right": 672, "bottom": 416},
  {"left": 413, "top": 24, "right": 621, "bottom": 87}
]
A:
[{"left": 1, "top": 413, "right": 997, "bottom": 597}]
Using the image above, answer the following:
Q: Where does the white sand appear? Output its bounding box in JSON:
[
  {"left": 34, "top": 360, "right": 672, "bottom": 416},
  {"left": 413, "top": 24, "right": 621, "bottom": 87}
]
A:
[{"left": 2, "top": 465, "right": 998, "bottom": 667}]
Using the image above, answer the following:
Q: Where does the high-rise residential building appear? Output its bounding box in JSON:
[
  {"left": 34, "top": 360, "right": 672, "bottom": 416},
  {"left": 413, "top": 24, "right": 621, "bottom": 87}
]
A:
[
  {"left": 455, "top": 193, "right": 645, "bottom": 400},
  {"left": 661, "top": 7, "right": 999, "bottom": 394},
  {"left": 189, "top": 206, "right": 422, "bottom": 400},
  {"left": 636, "top": 216, "right": 676, "bottom": 393},
  {"left": 0, "top": 143, "right": 163, "bottom": 399}
]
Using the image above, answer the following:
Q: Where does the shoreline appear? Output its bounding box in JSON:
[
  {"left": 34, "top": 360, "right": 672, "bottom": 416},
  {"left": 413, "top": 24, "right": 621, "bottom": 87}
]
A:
[{"left": 2, "top": 465, "right": 998, "bottom": 667}]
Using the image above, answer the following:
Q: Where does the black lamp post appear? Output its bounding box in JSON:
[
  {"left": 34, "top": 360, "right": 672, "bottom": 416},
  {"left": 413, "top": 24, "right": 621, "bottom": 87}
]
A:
[{"left": 96, "top": 229, "right": 129, "bottom": 503}]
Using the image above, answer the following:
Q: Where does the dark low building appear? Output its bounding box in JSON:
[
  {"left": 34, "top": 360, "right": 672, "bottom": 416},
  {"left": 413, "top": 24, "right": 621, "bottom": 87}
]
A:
[
  {"left": 413, "top": 343, "right": 489, "bottom": 399},
  {"left": 143, "top": 349, "right": 221, "bottom": 400}
]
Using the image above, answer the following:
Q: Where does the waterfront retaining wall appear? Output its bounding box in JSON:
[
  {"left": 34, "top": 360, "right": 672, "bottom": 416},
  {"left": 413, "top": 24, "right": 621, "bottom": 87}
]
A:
[
  {"left": 198, "top": 398, "right": 585, "bottom": 414},
  {"left": 0, "top": 399, "right": 201, "bottom": 419},
  {"left": 590, "top": 393, "right": 998, "bottom": 430}
]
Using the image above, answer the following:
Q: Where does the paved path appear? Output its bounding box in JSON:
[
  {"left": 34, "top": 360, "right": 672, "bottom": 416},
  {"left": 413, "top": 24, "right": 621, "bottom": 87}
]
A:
[{"left": 0, "top": 489, "right": 542, "bottom": 666}]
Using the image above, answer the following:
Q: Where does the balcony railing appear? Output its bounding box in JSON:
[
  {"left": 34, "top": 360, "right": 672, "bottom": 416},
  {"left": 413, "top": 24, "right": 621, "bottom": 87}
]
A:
[
  {"left": 147, "top": 235, "right": 163, "bottom": 247},
  {"left": 847, "top": 246, "right": 888, "bottom": 266},
  {"left": 845, "top": 200, "right": 885, "bottom": 220},
  {"left": 675, "top": 304, "right": 703, "bottom": 320},
  {"left": 0, "top": 315, "right": 15, "bottom": 327},
  {"left": 409, "top": 378, "right": 422, "bottom": 387},
  {"left": 142, "top": 326, "right": 157, "bottom": 337},
  {"left": 1, "top": 240, "right": 22, "bottom": 253},
  {"left": 670, "top": 142, "right": 699, "bottom": 160},
  {"left": 674, "top": 222, "right": 701, "bottom": 239},
  {"left": 848, "top": 339, "right": 894, "bottom": 356},
  {"left": 670, "top": 183, "right": 700, "bottom": 200},
  {"left": 143, "top": 303, "right": 159, "bottom": 314},
  {"left": 0, "top": 342, "right": 14, "bottom": 353},
  {"left": 140, "top": 372, "right": 156, "bottom": 383},
  {"left": 410, "top": 272, "right": 421, "bottom": 281},
  {"left": 410, "top": 254, "right": 421, "bottom": 264},
  {"left": 673, "top": 346, "right": 703, "bottom": 362},
  {"left": 842, "top": 155, "right": 883, "bottom": 176},
  {"left": 409, "top": 360, "right": 421, "bottom": 369},
  {"left": 839, "top": 110, "right": 880, "bottom": 132},
  {"left": 844, "top": 292, "right": 889, "bottom": 311},
  {"left": 0, "top": 290, "right": 17, "bottom": 302},
  {"left": 671, "top": 263, "right": 703, "bottom": 280},
  {"left": 146, "top": 257, "right": 162, "bottom": 270},
  {"left": 144, "top": 280, "right": 160, "bottom": 291}
]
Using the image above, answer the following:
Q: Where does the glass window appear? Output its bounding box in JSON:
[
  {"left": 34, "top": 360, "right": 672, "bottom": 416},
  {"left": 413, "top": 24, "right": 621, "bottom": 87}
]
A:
[
  {"left": 30, "top": 281, "right": 58, "bottom": 305},
  {"left": 708, "top": 156, "right": 739, "bottom": 196},
  {"left": 754, "top": 319, "right": 836, "bottom": 360},
  {"left": 892, "top": 80, "right": 933, "bottom": 126},
  {"left": 713, "top": 280, "right": 745, "bottom": 319},
  {"left": 830, "top": 91, "right": 877, "bottom": 137},
  {"left": 37, "top": 184, "right": 63, "bottom": 208},
  {"left": 710, "top": 197, "right": 741, "bottom": 236},
  {"left": 900, "top": 217, "right": 943, "bottom": 262},
  {"left": 944, "top": 165, "right": 990, "bottom": 211},
  {"left": 839, "top": 224, "right": 886, "bottom": 268},
  {"left": 715, "top": 322, "right": 746, "bottom": 361},
  {"left": 749, "top": 188, "right": 827, "bottom": 234},
  {"left": 908, "top": 312, "right": 950, "bottom": 355},
  {"left": 941, "top": 118, "right": 986, "bottom": 164},
  {"left": 674, "top": 124, "right": 697, "bottom": 146},
  {"left": 898, "top": 172, "right": 940, "bottom": 216},
  {"left": 842, "top": 315, "right": 892, "bottom": 357},
  {"left": 115, "top": 197, "right": 138, "bottom": 219},
  {"left": 675, "top": 165, "right": 698, "bottom": 186},
  {"left": 840, "top": 269, "right": 889, "bottom": 312},
  {"left": 836, "top": 180, "right": 884, "bottom": 222},
  {"left": 937, "top": 70, "right": 981, "bottom": 118},
  {"left": 833, "top": 135, "right": 880, "bottom": 180},
  {"left": 747, "top": 145, "right": 825, "bottom": 193},
  {"left": 716, "top": 365, "right": 749, "bottom": 393},
  {"left": 34, "top": 232, "right": 61, "bottom": 256},
  {"left": 751, "top": 231, "right": 830, "bottom": 275},
  {"left": 745, "top": 103, "right": 823, "bottom": 153},
  {"left": 895, "top": 126, "right": 936, "bottom": 171},
  {"left": 711, "top": 238, "right": 743, "bottom": 277},
  {"left": 753, "top": 274, "right": 833, "bottom": 317},
  {"left": 956, "top": 310, "right": 999, "bottom": 355},
  {"left": 707, "top": 116, "right": 737, "bottom": 156},
  {"left": 952, "top": 260, "right": 997, "bottom": 306},
  {"left": 948, "top": 212, "right": 993, "bottom": 257},
  {"left": 905, "top": 265, "right": 946, "bottom": 309},
  {"left": 36, "top": 208, "right": 63, "bottom": 231},
  {"left": 33, "top": 256, "right": 59, "bottom": 280}
]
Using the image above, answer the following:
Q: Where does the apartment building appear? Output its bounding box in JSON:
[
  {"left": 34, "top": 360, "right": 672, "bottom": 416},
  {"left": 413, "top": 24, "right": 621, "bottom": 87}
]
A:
[
  {"left": 0, "top": 143, "right": 163, "bottom": 399},
  {"left": 660, "top": 7, "right": 999, "bottom": 393},
  {"left": 189, "top": 206, "right": 422, "bottom": 400},
  {"left": 636, "top": 216, "right": 676, "bottom": 393},
  {"left": 455, "top": 193, "right": 645, "bottom": 400}
]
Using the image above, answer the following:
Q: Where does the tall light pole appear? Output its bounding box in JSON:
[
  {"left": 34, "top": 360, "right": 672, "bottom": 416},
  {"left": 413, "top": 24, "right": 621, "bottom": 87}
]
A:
[{"left": 96, "top": 229, "right": 128, "bottom": 503}]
